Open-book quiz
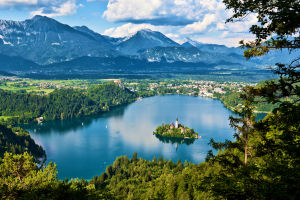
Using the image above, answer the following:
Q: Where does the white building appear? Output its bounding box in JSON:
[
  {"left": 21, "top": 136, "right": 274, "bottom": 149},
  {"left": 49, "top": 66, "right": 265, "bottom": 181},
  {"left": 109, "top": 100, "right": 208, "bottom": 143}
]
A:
[{"left": 175, "top": 118, "right": 178, "bottom": 128}]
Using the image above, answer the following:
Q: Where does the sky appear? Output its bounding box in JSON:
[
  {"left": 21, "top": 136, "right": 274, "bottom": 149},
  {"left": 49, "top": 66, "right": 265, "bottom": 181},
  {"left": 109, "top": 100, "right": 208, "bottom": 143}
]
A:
[{"left": 0, "top": 0, "right": 257, "bottom": 47}]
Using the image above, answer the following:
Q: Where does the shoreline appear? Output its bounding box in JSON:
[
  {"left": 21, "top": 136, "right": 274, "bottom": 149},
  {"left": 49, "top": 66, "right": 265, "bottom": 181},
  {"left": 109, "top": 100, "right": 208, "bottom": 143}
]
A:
[{"left": 2, "top": 93, "right": 270, "bottom": 127}]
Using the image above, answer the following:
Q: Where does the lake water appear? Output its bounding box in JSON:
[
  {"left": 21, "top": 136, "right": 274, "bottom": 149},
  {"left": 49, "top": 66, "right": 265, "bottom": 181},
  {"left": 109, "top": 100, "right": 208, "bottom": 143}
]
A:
[{"left": 24, "top": 95, "right": 236, "bottom": 179}]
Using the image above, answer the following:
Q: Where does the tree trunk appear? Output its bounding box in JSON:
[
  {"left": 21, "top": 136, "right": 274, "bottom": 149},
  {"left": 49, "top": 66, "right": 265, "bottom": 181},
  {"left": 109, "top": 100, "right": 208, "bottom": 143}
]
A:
[{"left": 244, "top": 141, "right": 248, "bottom": 166}]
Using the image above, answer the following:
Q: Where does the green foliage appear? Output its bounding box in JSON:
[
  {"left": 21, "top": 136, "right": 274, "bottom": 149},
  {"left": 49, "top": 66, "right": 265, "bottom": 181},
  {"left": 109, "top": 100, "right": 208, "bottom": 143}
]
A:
[
  {"left": 223, "top": 0, "right": 300, "bottom": 57},
  {"left": 202, "top": 76, "right": 300, "bottom": 200},
  {"left": 0, "top": 82, "right": 137, "bottom": 124},
  {"left": 252, "top": 103, "right": 300, "bottom": 197},
  {"left": 0, "top": 152, "right": 58, "bottom": 199},
  {"left": 0, "top": 125, "right": 45, "bottom": 162},
  {"left": 215, "top": 88, "right": 278, "bottom": 113},
  {"left": 1, "top": 2, "right": 299, "bottom": 197},
  {"left": 153, "top": 123, "right": 198, "bottom": 138},
  {"left": 0, "top": 152, "right": 115, "bottom": 200},
  {"left": 90, "top": 154, "right": 213, "bottom": 200},
  {"left": 203, "top": 103, "right": 300, "bottom": 200},
  {"left": 87, "top": 82, "right": 137, "bottom": 109},
  {"left": 198, "top": 1, "right": 300, "bottom": 199}
]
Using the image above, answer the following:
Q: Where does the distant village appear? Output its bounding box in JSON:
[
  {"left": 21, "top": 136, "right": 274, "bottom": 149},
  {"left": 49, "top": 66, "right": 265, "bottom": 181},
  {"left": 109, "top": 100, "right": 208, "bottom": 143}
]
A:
[
  {"left": 125, "top": 80, "right": 256, "bottom": 97},
  {"left": 0, "top": 75, "right": 255, "bottom": 98}
]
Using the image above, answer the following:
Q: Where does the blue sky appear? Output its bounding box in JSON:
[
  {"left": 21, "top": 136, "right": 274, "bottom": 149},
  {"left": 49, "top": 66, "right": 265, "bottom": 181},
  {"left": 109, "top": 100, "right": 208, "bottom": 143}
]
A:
[{"left": 0, "top": 0, "right": 257, "bottom": 47}]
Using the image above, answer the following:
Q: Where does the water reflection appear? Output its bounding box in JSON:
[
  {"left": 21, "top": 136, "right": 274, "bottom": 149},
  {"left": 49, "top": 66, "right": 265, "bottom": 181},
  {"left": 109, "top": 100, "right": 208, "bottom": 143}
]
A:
[
  {"left": 23, "top": 104, "right": 130, "bottom": 134},
  {"left": 154, "top": 134, "right": 196, "bottom": 145},
  {"left": 25, "top": 95, "right": 236, "bottom": 179},
  {"left": 108, "top": 109, "right": 160, "bottom": 150},
  {"left": 255, "top": 113, "right": 267, "bottom": 121}
]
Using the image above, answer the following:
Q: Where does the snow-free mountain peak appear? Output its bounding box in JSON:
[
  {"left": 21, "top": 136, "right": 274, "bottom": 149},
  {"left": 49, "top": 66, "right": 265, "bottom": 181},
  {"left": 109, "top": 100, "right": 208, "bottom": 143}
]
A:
[
  {"left": 30, "top": 15, "right": 44, "bottom": 21},
  {"left": 0, "top": 16, "right": 119, "bottom": 64},
  {"left": 117, "top": 28, "right": 179, "bottom": 55}
]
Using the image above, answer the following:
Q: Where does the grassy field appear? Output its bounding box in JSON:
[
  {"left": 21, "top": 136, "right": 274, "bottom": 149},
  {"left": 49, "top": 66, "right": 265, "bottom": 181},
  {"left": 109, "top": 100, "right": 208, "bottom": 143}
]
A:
[
  {"left": 0, "top": 78, "right": 117, "bottom": 94},
  {"left": 0, "top": 116, "right": 17, "bottom": 121}
]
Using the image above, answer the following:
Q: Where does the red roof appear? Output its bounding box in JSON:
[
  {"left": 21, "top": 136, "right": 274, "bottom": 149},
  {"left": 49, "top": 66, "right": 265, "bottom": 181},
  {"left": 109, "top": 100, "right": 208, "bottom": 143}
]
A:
[{"left": 170, "top": 123, "right": 174, "bottom": 127}]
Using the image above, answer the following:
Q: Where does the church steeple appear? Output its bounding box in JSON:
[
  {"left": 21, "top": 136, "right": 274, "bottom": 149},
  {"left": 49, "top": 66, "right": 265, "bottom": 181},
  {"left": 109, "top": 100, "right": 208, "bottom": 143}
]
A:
[{"left": 175, "top": 117, "right": 178, "bottom": 128}]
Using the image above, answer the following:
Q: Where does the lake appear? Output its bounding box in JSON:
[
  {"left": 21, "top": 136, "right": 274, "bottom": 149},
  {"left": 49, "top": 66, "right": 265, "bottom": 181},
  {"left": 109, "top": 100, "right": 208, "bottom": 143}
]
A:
[{"left": 24, "top": 95, "right": 236, "bottom": 179}]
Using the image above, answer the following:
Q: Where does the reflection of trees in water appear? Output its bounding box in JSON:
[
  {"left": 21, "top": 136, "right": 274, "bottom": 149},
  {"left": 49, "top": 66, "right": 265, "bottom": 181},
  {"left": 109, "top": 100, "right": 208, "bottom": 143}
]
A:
[
  {"left": 100, "top": 104, "right": 128, "bottom": 119},
  {"left": 23, "top": 117, "right": 94, "bottom": 134},
  {"left": 22, "top": 104, "right": 130, "bottom": 134},
  {"left": 255, "top": 113, "right": 267, "bottom": 121},
  {"left": 154, "top": 134, "right": 196, "bottom": 145}
]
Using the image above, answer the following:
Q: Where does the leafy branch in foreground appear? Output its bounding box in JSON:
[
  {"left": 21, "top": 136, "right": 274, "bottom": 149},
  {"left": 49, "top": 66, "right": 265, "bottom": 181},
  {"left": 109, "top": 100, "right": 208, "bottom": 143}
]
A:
[
  {"left": 201, "top": 1, "right": 300, "bottom": 199},
  {"left": 223, "top": 0, "right": 300, "bottom": 58}
]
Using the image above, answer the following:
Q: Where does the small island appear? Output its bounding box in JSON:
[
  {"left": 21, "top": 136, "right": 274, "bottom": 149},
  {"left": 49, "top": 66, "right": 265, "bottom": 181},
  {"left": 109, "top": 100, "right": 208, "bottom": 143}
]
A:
[{"left": 153, "top": 118, "right": 199, "bottom": 139}]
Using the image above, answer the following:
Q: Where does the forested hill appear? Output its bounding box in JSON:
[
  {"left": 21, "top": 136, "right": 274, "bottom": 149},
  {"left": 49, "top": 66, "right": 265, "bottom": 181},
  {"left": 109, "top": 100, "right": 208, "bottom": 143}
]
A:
[
  {"left": 0, "top": 82, "right": 137, "bottom": 124},
  {"left": 90, "top": 154, "right": 211, "bottom": 199},
  {"left": 0, "top": 125, "right": 45, "bottom": 162}
]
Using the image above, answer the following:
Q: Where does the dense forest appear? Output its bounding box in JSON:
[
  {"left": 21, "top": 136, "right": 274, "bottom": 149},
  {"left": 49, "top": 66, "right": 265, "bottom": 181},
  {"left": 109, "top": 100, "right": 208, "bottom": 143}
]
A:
[
  {"left": 90, "top": 153, "right": 212, "bottom": 199},
  {"left": 0, "top": 151, "right": 111, "bottom": 200},
  {"left": 0, "top": 125, "right": 45, "bottom": 162},
  {"left": 0, "top": 82, "right": 137, "bottom": 124},
  {"left": 0, "top": 149, "right": 211, "bottom": 200}
]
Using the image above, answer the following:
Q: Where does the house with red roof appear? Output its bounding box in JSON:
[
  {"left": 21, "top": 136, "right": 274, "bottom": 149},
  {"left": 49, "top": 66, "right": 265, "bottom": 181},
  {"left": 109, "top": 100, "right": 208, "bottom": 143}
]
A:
[{"left": 170, "top": 123, "right": 175, "bottom": 129}]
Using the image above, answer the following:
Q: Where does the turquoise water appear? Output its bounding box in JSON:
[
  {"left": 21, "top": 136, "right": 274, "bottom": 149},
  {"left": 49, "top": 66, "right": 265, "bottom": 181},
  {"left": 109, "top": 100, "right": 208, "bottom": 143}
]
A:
[{"left": 25, "top": 95, "right": 236, "bottom": 179}]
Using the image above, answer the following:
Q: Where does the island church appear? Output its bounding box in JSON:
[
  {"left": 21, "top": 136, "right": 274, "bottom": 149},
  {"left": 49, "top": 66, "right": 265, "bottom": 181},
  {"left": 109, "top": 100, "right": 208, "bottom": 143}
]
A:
[{"left": 170, "top": 118, "right": 179, "bottom": 129}]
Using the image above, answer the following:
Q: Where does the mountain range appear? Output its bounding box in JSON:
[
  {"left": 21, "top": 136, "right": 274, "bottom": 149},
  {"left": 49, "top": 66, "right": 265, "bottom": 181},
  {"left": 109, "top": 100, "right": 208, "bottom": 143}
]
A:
[{"left": 0, "top": 15, "right": 298, "bottom": 77}]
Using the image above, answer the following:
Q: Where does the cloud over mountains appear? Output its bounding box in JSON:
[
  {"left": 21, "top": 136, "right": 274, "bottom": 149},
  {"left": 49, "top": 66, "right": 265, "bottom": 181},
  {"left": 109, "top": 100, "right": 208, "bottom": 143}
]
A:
[
  {"left": 103, "top": 0, "right": 217, "bottom": 26},
  {"left": 0, "top": 0, "right": 78, "bottom": 17},
  {"left": 0, "top": 0, "right": 258, "bottom": 47},
  {"left": 102, "top": 0, "right": 257, "bottom": 46}
]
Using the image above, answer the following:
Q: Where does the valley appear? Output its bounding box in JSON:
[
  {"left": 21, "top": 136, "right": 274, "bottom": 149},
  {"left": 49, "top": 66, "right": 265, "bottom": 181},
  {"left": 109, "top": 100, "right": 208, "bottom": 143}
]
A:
[{"left": 0, "top": 76, "right": 273, "bottom": 123}]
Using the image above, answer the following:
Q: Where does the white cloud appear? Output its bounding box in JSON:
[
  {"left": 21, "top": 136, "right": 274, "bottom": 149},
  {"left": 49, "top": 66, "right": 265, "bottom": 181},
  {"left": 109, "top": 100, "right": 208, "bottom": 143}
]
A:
[
  {"left": 30, "top": 0, "right": 78, "bottom": 17},
  {"left": 165, "top": 33, "right": 179, "bottom": 39},
  {"left": 221, "top": 31, "right": 230, "bottom": 38},
  {"left": 103, "top": 0, "right": 209, "bottom": 26},
  {"left": 103, "top": 23, "right": 157, "bottom": 38},
  {"left": 102, "top": 22, "right": 182, "bottom": 42},
  {"left": 225, "top": 14, "right": 258, "bottom": 32},
  {"left": 103, "top": 0, "right": 162, "bottom": 22},
  {"left": 0, "top": 0, "right": 37, "bottom": 6},
  {"left": 102, "top": 16, "right": 257, "bottom": 47},
  {"left": 0, "top": 0, "right": 259, "bottom": 47},
  {"left": 195, "top": 33, "right": 256, "bottom": 47},
  {"left": 180, "top": 14, "right": 216, "bottom": 34},
  {"left": 101, "top": 0, "right": 259, "bottom": 47},
  {"left": 0, "top": 0, "right": 79, "bottom": 17},
  {"left": 102, "top": 0, "right": 257, "bottom": 35},
  {"left": 178, "top": 1, "right": 256, "bottom": 35}
]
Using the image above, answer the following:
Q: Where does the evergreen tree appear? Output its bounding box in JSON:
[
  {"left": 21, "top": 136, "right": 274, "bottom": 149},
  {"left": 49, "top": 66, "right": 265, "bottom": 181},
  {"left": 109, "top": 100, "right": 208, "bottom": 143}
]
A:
[{"left": 202, "top": 1, "right": 300, "bottom": 199}]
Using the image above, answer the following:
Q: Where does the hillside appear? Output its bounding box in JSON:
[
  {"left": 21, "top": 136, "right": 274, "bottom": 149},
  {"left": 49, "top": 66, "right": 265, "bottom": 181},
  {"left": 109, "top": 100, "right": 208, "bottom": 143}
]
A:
[
  {"left": 0, "top": 82, "right": 137, "bottom": 123},
  {"left": 0, "top": 15, "right": 117, "bottom": 64},
  {"left": 0, "top": 125, "right": 45, "bottom": 162}
]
